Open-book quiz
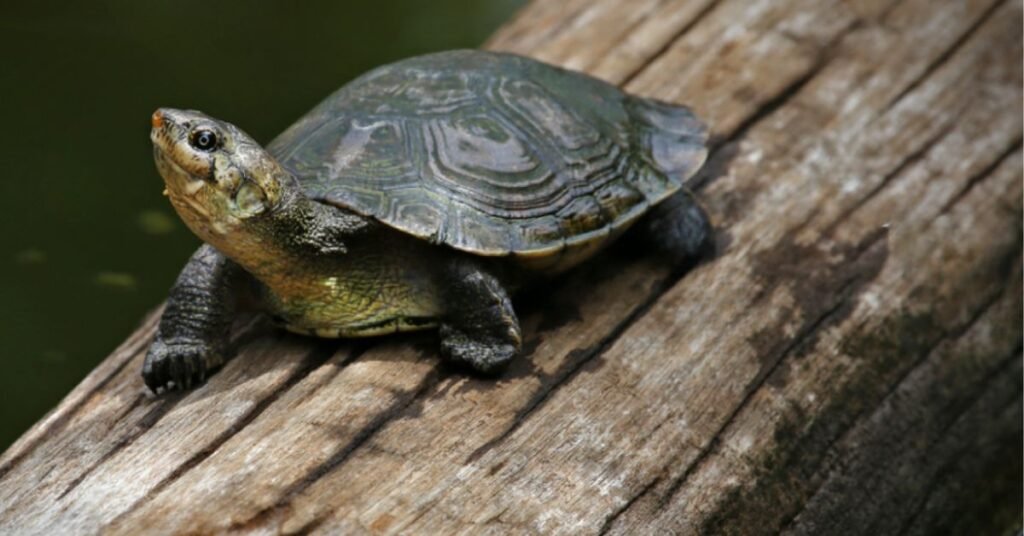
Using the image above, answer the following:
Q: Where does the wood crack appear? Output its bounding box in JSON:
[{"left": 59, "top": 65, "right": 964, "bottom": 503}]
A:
[
  {"left": 1, "top": 314, "right": 267, "bottom": 488},
  {"left": 776, "top": 273, "right": 1019, "bottom": 534},
  {"left": 488, "top": 2, "right": 595, "bottom": 54},
  {"left": 287, "top": 511, "right": 330, "bottom": 536},
  {"left": 464, "top": 271, "right": 674, "bottom": 464},
  {"left": 939, "top": 135, "right": 1022, "bottom": 214},
  {"left": 892, "top": 348, "right": 1022, "bottom": 536},
  {"left": 579, "top": 0, "right": 672, "bottom": 74},
  {"left": 56, "top": 392, "right": 185, "bottom": 500},
  {"left": 822, "top": 120, "right": 960, "bottom": 237},
  {"left": 0, "top": 324, "right": 154, "bottom": 482},
  {"left": 881, "top": 0, "right": 1006, "bottom": 112},
  {"left": 656, "top": 298, "right": 853, "bottom": 509},
  {"left": 108, "top": 343, "right": 346, "bottom": 528},
  {"left": 618, "top": 0, "right": 722, "bottom": 87},
  {"left": 649, "top": 229, "right": 889, "bottom": 512},
  {"left": 597, "top": 473, "right": 664, "bottom": 535},
  {"left": 691, "top": 25, "right": 853, "bottom": 192},
  {"left": 230, "top": 366, "right": 442, "bottom": 532}
]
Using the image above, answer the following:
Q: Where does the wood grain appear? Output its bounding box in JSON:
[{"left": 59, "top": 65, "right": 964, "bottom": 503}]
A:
[{"left": 1, "top": 0, "right": 1020, "bottom": 534}]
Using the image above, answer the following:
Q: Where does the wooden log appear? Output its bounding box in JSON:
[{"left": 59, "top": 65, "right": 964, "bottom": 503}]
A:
[{"left": 1, "top": 0, "right": 1020, "bottom": 534}]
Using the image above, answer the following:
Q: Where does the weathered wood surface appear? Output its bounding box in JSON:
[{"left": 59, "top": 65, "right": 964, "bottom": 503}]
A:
[{"left": 1, "top": 0, "right": 1021, "bottom": 534}]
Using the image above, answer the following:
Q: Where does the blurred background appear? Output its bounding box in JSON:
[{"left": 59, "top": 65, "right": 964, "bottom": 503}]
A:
[{"left": 0, "top": 0, "right": 524, "bottom": 450}]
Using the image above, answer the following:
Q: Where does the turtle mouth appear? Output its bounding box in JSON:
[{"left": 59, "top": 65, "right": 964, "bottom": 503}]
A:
[
  {"left": 149, "top": 111, "right": 180, "bottom": 151},
  {"left": 153, "top": 145, "right": 181, "bottom": 174},
  {"left": 155, "top": 148, "right": 226, "bottom": 234},
  {"left": 151, "top": 110, "right": 165, "bottom": 129}
]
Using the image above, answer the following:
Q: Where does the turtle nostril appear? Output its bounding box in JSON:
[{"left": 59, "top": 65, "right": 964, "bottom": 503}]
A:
[{"left": 151, "top": 110, "right": 165, "bottom": 129}]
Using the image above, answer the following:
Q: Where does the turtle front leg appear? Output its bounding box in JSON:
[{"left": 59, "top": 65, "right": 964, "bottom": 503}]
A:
[
  {"left": 144, "top": 244, "right": 248, "bottom": 392},
  {"left": 438, "top": 259, "right": 522, "bottom": 374}
]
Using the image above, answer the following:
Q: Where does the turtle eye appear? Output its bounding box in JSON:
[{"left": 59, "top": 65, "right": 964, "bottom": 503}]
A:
[{"left": 189, "top": 129, "right": 219, "bottom": 151}]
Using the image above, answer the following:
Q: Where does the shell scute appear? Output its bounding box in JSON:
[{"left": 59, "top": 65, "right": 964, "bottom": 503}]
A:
[
  {"left": 556, "top": 195, "right": 607, "bottom": 238},
  {"left": 497, "top": 79, "right": 601, "bottom": 151},
  {"left": 594, "top": 181, "right": 648, "bottom": 223}
]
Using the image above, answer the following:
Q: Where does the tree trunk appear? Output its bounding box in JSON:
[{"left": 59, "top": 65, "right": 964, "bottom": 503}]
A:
[{"left": 1, "top": 0, "right": 1020, "bottom": 534}]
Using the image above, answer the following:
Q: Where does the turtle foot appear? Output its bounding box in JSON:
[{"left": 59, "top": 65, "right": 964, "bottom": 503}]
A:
[
  {"left": 439, "top": 326, "right": 518, "bottom": 375},
  {"left": 143, "top": 339, "right": 224, "bottom": 393}
]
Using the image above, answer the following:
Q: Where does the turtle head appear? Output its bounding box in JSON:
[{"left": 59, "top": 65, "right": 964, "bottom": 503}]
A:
[{"left": 150, "top": 108, "right": 295, "bottom": 238}]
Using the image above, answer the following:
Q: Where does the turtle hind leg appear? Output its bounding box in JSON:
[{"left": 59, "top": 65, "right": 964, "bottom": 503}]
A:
[
  {"left": 438, "top": 259, "right": 522, "bottom": 375},
  {"left": 633, "top": 188, "right": 715, "bottom": 271}
]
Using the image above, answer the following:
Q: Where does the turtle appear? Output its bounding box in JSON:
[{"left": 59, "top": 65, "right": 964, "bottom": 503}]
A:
[{"left": 144, "top": 49, "right": 711, "bottom": 392}]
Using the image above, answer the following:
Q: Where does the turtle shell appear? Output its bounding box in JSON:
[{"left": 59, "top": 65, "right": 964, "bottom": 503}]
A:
[{"left": 268, "top": 50, "right": 707, "bottom": 272}]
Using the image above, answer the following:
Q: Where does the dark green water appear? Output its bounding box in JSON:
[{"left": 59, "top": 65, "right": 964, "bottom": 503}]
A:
[{"left": 0, "top": 1, "right": 523, "bottom": 450}]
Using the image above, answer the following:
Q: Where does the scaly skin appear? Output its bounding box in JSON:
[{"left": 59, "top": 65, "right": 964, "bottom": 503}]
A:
[{"left": 251, "top": 225, "right": 447, "bottom": 338}]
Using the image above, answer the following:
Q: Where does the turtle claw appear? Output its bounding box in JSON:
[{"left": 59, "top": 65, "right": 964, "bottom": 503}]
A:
[
  {"left": 143, "top": 339, "right": 224, "bottom": 393},
  {"left": 439, "top": 326, "right": 518, "bottom": 375}
]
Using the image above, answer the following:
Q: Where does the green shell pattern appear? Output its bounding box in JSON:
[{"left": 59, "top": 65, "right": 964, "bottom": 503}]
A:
[{"left": 267, "top": 50, "right": 707, "bottom": 265}]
